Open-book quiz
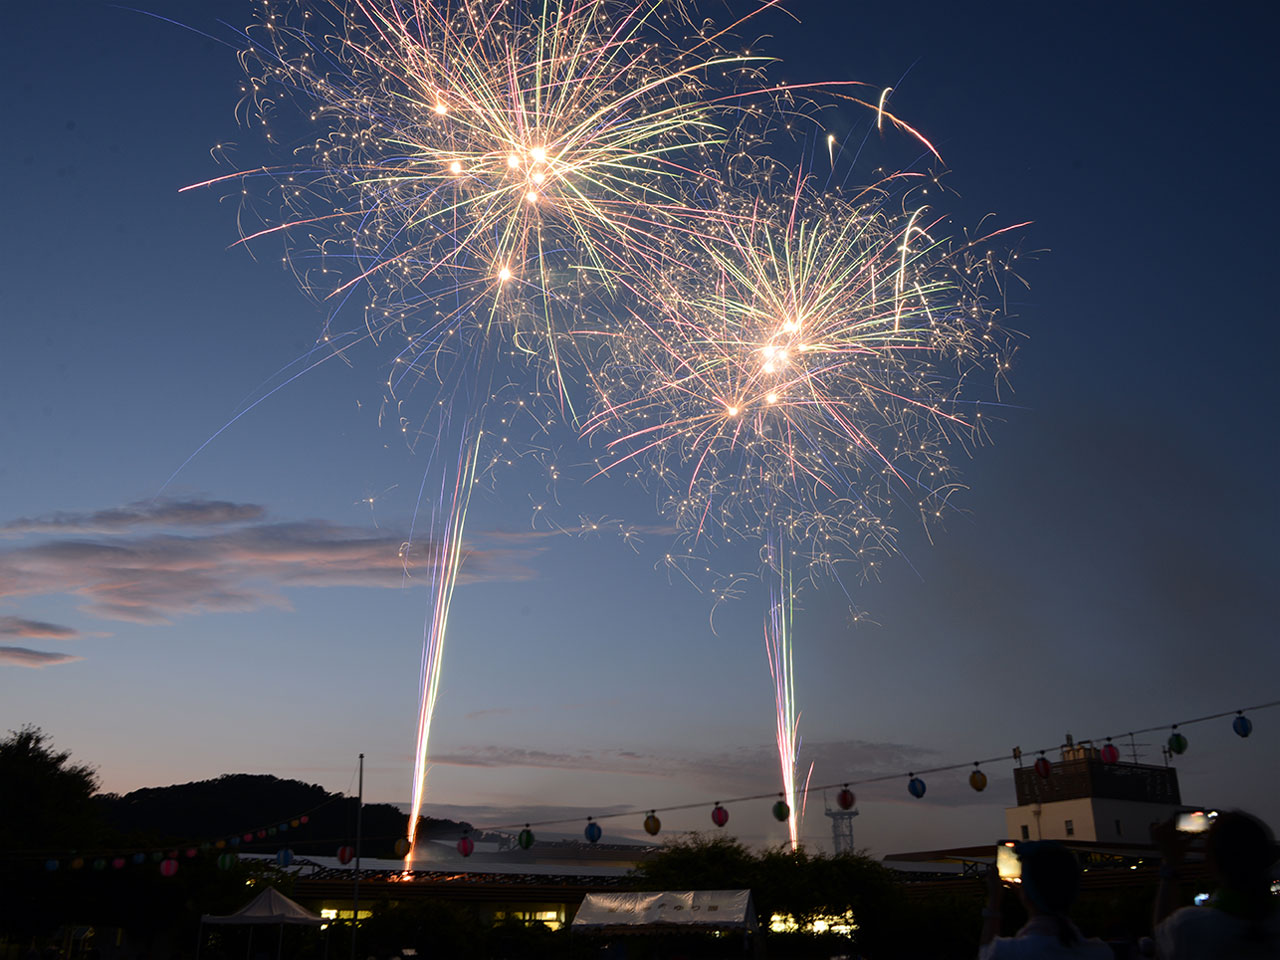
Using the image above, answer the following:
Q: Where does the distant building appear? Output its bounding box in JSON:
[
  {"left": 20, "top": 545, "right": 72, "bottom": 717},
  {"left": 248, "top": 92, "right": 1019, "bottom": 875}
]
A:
[
  {"left": 884, "top": 740, "right": 1207, "bottom": 881},
  {"left": 1005, "top": 742, "right": 1185, "bottom": 844}
]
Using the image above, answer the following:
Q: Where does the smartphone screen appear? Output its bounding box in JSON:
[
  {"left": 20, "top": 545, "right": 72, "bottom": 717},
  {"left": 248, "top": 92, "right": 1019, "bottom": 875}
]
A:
[
  {"left": 1176, "top": 811, "right": 1211, "bottom": 833},
  {"left": 996, "top": 842, "right": 1021, "bottom": 881}
]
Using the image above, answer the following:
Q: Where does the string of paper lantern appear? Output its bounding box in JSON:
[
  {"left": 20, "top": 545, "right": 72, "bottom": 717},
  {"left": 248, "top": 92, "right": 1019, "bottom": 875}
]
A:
[
  {"left": 440, "top": 697, "right": 1278, "bottom": 847},
  {"left": 35, "top": 800, "right": 335, "bottom": 875}
]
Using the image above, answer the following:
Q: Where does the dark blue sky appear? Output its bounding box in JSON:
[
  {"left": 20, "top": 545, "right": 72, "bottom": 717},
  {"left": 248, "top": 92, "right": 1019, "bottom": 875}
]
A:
[{"left": 2, "top": 1, "right": 1277, "bottom": 855}]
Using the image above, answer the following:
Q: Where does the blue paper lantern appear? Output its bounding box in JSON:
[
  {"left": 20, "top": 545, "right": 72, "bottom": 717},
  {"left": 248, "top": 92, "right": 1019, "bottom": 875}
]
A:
[
  {"left": 1233, "top": 714, "right": 1253, "bottom": 738},
  {"left": 44, "top": 859, "right": 59, "bottom": 872},
  {"left": 584, "top": 820, "right": 602, "bottom": 844},
  {"left": 275, "top": 848, "right": 293, "bottom": 868},
  {"left": 908, "top": 776, "right": 927, "bottom": 799}
]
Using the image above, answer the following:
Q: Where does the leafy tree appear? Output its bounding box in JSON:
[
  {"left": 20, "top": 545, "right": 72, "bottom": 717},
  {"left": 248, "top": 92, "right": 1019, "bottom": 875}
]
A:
[
  {"left": 631, "top": 834, "right": 963, "bottom": 959},
  {"left": 631, "top": 832, "right": 758, "bottom": 891},
  {"left": 0, "top": 724, "right": 103, "bottom": 852}
]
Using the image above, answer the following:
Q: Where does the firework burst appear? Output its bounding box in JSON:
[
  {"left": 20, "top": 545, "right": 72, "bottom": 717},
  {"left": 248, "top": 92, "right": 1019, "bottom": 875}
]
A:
[{"left": 584, "top": 177, "right": 1021, "bottom": 573}]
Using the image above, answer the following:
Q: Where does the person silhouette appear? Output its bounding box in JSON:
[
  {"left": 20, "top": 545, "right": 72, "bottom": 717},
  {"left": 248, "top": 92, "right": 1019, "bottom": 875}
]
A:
[
  {"left": 980, "top": 841, "right": 1112, "bottom": 958},
  {"left": 1152, "top": 809, "right": 1280, "bottom": 959}
]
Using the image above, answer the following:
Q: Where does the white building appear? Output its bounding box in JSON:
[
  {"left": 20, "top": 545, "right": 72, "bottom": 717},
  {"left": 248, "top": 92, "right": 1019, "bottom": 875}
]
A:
[{"left": 1004, "top": 743, "right": 1189, "bottom": 845}]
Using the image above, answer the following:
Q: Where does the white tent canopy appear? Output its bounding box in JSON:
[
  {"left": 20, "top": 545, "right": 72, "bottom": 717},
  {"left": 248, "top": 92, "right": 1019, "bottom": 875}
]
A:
[
  {"left": 202, "top": 887, "right": 324, "bottom": 926},
  {"left": 572, "top": 890, "right": 757, "bottom": 932}
]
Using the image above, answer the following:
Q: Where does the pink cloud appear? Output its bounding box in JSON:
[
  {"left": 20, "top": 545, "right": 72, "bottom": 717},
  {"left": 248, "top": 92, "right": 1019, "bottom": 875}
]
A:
[
  {"left": 0, "top": 503, "right": 541, "bottom": 626},
  {"left": 0, "top": 646, "right": 82, "bottom": 668},
  {"left": 0, "top": 616, "right": 81, "bottom": 640}
]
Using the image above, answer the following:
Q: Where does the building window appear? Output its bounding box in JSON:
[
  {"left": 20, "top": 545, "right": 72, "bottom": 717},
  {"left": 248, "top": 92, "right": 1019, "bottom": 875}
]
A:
[
  {"left": 1065, "top": 819, "right": 1074, "bottom": 837},
  {"left": 1115, "top": 819, "right": 1123, "bottom": 837},
  {"left": 1020, "top": 825, "right": 1029, "bottom": 840}
]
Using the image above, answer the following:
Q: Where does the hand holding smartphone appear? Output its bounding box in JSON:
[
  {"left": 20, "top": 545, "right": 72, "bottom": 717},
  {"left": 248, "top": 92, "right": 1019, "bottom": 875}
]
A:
[
  {"left": 1176, "top": 810, "right": 1214, "bottom": 833},
  {"left": 996, "top": 841, "right": 1021, "bottom": 882}
]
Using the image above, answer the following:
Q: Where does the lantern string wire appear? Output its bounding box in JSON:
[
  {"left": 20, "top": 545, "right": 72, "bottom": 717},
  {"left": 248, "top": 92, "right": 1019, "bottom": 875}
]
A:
[
  {"left": 23, "top": 697, "right": 1279, "bottom": 861},
  {"left": 464, "top": 696, "right": 1280, "bottom": 833}
]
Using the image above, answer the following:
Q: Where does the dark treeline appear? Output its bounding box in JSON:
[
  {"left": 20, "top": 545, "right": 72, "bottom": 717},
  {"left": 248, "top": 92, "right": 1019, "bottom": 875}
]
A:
[{"left": 94, "top": 773, "right": 473, "bottom": 860}]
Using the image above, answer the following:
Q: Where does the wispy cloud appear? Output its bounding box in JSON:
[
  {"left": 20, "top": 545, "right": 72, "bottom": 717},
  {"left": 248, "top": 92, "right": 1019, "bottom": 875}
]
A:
[
  {"left": 0, "top": 498, "right": 542, "bottom": 629},
  {"left": 429, "top": 737, "right": 945, "bottom": 798},
  {"left": 0, "top": 646, "right": 83, "bottom": 668},
  {"left": 0, "top": 616, "right": 81, "bottom": 640},
  {"left": 2, "top": 499, "right": 267, "bottom": 537}
]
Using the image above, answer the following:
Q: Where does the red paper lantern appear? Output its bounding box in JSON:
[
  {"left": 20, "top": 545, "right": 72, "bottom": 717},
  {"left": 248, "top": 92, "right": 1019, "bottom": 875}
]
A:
[
  {"left": 457, "top": 834, "right": 475, "bottom": 857},
  {"left": 1034, "top": 756, "right": 1052, "bottom": 778},
  {"left": 299, "top": 815, "right": 309, "bottom": 824},
  {"left": 243, "top": 833, "right": 254, "bottom": 844},
  {"left": 160, "top": 858, "right": 179, "bottom": 877},
  {"left": 184, "top": 847, "right": 197, "bottom": 859},
  {"left": 711, "top": 804, "right": 729, "bottom": 827},
  {"left": 111, "top": 857, "right": 126, "bottom": 870},
  {"left": 643, "top": 812, "right": 661, "bottom": 836},
  {"left": 256, "top": 829, "right": 267, "bottom": 840},
  {"left": 337, "top": 845, "right": 355, "bottom": 865},
  {"left": 837, "top": 787, "right": 855, "bottom": 810},
  {"left": 1100, "top": 742, "right": 1119, "bottom": 764}
]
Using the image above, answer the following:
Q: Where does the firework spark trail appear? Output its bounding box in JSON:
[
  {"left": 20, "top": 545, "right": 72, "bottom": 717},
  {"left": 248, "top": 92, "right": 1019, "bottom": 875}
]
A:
[
  {"left": 764, "top": 540, "right": 812, "bottom": 848},
  {"left": 404, "top": 416, "right": 483, "bottom": 862}
]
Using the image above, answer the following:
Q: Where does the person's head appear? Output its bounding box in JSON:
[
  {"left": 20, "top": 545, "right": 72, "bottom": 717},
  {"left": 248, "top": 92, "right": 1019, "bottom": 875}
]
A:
[
  {"left": 1016, "top": 841, "right": 1081, "bottom": 919},
  {"left": 1207, "top": 810, "right": 1279, "bottom": 891}
]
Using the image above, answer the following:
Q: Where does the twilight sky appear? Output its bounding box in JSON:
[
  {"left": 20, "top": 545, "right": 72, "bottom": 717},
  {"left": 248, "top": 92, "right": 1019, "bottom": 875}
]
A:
[{"left": 2, "top": 1, "right": 1277, "bottom": 857}]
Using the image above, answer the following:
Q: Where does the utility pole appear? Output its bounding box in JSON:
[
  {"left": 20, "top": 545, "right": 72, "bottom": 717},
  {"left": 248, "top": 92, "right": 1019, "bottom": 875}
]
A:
[{"left": 351, "top": 753, "right": 363, "bottom": 960}]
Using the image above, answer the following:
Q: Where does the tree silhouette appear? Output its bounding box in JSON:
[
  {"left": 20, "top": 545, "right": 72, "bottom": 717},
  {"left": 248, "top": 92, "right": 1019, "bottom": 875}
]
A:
[{"left": 0, "top": 724, "right": 103, "bottom": 852}]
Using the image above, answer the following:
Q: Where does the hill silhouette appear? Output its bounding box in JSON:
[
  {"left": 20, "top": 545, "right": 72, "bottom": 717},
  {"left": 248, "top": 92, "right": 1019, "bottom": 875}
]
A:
[{"left": 93, "top": 773, "right": 472, "bottom": 859}]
